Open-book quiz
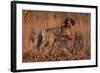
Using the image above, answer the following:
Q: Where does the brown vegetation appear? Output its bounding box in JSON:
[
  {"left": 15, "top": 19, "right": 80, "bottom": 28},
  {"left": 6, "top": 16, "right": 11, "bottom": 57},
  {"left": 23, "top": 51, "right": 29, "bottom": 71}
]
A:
[{"left": 22, "top": 10, "right": 91, "bottom": 62}]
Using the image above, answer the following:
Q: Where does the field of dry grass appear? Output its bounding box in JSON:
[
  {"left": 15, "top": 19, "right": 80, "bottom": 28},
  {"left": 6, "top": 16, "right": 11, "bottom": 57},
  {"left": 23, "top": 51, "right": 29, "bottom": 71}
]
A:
[{"left": 22, "top": 10, "right": 91, "bottom": 62}]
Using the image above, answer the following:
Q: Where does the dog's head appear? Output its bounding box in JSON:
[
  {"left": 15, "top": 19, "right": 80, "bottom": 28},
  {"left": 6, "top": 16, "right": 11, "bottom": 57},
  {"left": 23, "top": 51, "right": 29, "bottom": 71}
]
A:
[{"left": 63, "top": 18, "right": 75, "bottom": 28}]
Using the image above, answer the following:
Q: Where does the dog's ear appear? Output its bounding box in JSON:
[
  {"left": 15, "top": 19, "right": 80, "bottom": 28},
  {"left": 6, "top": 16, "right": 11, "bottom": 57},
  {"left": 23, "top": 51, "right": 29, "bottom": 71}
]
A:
[
  {"left": 63, "top": 18, "right": 68, "bottom": 27},
  {"left": 70, "top": 18, "right": 75, "bottom": 26}
]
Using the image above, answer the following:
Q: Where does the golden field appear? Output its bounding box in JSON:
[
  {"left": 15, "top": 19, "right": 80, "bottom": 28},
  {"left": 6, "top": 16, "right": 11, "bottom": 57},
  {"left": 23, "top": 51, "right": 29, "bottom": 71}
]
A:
[{"left": 22, "top": 10, "right": 91, "bottom": 62}]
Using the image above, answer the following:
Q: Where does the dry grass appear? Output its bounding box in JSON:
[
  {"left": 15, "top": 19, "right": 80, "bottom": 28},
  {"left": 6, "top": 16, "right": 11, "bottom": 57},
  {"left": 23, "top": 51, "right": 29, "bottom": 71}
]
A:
[{"left": 22, "top": 10, "right": 91, "bottom": 62}]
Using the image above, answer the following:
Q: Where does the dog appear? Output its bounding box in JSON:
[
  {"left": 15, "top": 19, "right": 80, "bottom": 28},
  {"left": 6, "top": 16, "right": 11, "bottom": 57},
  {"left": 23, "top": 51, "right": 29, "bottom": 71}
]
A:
[{"left": 30, "top": 18, "right": 75, "bottom": 49}]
